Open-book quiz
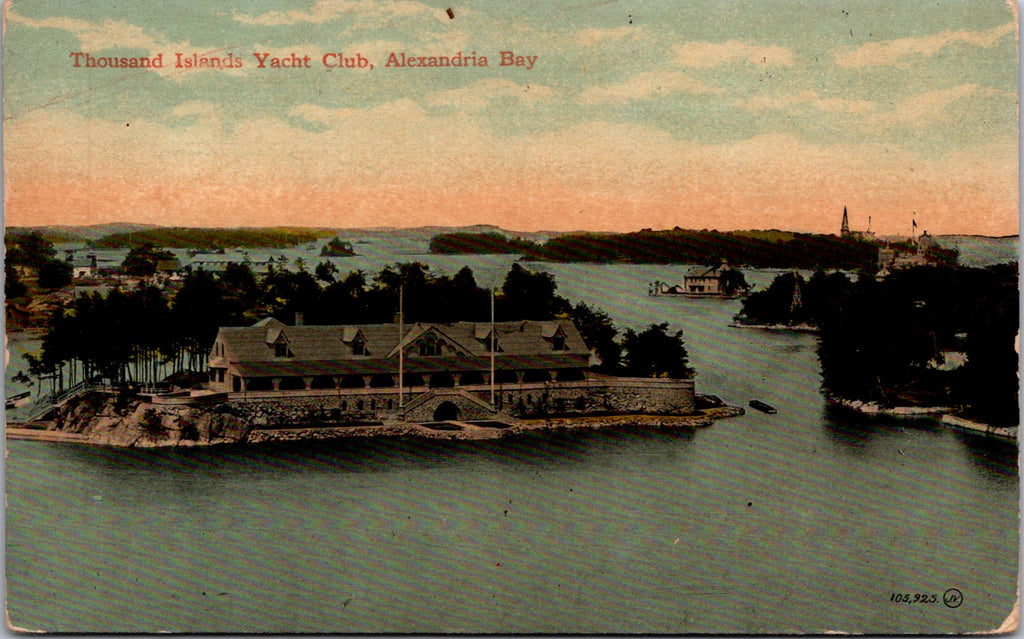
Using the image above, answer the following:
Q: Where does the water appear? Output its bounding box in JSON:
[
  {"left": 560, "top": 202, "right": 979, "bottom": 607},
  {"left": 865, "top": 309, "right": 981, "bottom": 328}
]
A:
[{"left": 6, "top": 247, "right": 1019, "bottom": 633}]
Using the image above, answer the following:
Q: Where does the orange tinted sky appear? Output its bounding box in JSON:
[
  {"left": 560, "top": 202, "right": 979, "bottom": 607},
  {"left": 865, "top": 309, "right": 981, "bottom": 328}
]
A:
[{"left": 3, "top": 0, "right": 1019, "bottom": 236}]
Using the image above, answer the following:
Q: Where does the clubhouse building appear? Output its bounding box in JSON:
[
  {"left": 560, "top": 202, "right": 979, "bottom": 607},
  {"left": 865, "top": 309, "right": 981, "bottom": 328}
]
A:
[{"left": 208, "top": 317, "right": 695, "bottom": 423}]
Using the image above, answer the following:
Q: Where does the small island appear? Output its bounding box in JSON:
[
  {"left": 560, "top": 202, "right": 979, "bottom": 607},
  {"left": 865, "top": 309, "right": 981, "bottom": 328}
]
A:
[
  {"left": 320, "top": 237, "right": 356, "bottom": 257},
  {"left": 8, "top": 256, "right": 742, "bottom": 447}
]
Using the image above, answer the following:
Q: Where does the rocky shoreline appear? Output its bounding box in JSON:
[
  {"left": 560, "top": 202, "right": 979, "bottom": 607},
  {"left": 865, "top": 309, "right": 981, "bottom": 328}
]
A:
[
  {"left": 829, "top": 396, "right": 1018, "bottom": 441},
  {"left": 8, "top": 392, "right": 745, "bottom": 448},
  {"left": 830, "top": 396, "right": 955, "bottom": 416},
  {"left": 729, "top": 321, "right": 819, "bottom": 333}
]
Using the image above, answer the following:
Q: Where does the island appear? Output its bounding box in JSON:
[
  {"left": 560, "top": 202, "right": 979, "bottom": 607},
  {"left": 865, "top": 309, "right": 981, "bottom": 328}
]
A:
[
  {"left": 320, "top": 237, "right": 356, "bottom": 257},
  {"left": 8, "top": 257, "right": 742, "bottom": 447},
  {"left": 733, "top": 263, "right": 1018, "bottom": 437}
]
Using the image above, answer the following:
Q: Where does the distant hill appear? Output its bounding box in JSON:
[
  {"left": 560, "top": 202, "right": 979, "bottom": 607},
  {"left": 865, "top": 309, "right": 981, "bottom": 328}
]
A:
[
  {"left": 937, "top": 234, "right": 1019, "bottom": 267},
  {"left": 6, "top": 223, "right": 159, "bottom": 244},
  {"left": 87, "top": 227, "right": 335, "bottom": 249}
]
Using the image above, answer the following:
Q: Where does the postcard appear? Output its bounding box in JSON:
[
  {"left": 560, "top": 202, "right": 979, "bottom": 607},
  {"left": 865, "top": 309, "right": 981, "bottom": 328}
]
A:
[{"left": 3, "top": 0, "right": 1019, "bottom": 633}]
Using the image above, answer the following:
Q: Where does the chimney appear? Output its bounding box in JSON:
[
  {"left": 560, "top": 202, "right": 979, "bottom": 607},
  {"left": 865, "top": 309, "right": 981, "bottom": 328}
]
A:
[{"left": 294, "top": 312, "right": 304, "bottom": 326}]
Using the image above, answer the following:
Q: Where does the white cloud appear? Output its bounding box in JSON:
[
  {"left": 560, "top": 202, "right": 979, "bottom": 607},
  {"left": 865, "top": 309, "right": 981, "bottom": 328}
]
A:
[
  {"left": 836, "top": 22, "right": 1015, "bottom": 68},
  {"left": 868, "top": 83, "right": 1011, "bottom": 128},
  {"left": 575, "top": 26, "right": 638, "bottom": 47},
  {"left": 171, "top": 101, "right": 221, "bottom": 119},
  {"left": 673, "top": 40, "right": 794, "bottom": 68},
  {"left": 233, "top": 0, "right": 446, "bottom": 27},
  {"left": 9, "top": 11, "right": 172, "bottom": 52},
  {"left": 289, "top": 99, "right": 427, "bottom": 127},
  {"left": 745, "top": 90, "right": 875, "bottom": 114},
  {"left": 6, "top": 13, "right": 98, "bottom": 33},
  {"left": 426, "top": 79, "right": 554, "bottom": 110},
  {"left": 579, "top": 71, "right": 722, "bottom": 104}
]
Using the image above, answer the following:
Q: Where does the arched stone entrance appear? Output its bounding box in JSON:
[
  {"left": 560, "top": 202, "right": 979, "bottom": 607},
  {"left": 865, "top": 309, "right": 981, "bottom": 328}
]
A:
[{"left": 432, "top": 401, "right": 460, "bottom": 421}]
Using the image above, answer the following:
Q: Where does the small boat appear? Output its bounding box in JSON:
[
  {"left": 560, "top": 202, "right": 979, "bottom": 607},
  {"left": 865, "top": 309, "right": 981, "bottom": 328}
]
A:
[
  {"left": 749, "top": 399, "right": 777, "bottom": 414},
  {"left": 5, "top": 391, "right": 31, "bottom": 409}
]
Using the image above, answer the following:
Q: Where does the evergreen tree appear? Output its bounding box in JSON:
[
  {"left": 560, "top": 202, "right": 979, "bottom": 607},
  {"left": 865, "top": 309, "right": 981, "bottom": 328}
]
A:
[
  {"left": 567, "top": 301, "right": 620, "bottom": 372},
  {"left": 621, "top": 323, "right": 692, "bottom": 378}
]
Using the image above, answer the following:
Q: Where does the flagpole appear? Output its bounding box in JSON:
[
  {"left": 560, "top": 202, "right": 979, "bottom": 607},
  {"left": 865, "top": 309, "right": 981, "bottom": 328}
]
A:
[
  {"left": 398, "top": 285, "right": 404, "bottom": 409},
  {"left": 490, "top": 288, "right": 495, "bottom": 409}
]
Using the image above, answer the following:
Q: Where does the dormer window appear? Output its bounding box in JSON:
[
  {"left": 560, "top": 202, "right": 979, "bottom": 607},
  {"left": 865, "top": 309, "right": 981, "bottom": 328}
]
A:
[
  {"left": 418, "top": 337, "right": 442, "bottom": 356},
  {"left": 484, "top": 334, "right": 502, "bottom": 353},
  {"left": 552, "top": 335, "right": 566, "bottom": 351},
  {"left": 274, "top": 342, "right": 290, "bottom": 357},
  {"left": 342, "top": 327, "right": 368, "bottom": 355}
]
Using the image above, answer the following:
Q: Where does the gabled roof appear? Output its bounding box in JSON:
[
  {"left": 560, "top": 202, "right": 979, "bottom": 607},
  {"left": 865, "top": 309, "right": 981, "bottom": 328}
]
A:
[
  {"left": 265, "top": 327, "right": 286, "bottom": 344},
  {"left": 539, "top": 322, "right": 563, "bottom": 338},
  {"left": 685, "top": 263, "right": 728, "bottom": 278},
  {"left": 213, "top": 318, "right": 590, "bottom": 378},
  {"left": 386, "top": 323, "right": 478, "bottom": 358},
  {"left": 252, "top": 317, "right": 285, "bottom": 329}
]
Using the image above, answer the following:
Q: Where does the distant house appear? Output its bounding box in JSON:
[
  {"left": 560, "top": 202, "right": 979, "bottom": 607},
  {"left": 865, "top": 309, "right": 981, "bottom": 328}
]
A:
[
  {"left": 156, "top": 258, "right": 182, "bottom": 276},
  {"left": 185, "top": 256, "right": 230, "bottom": 273},
  {"left": 683, "top": 263, "right": 747, "bottom": 296},
  {"left": 65, "top": 252, "right": 97, "bottom": 279},
  {"left": 877, "top": 231, "right": 938, "bottom": 276}
]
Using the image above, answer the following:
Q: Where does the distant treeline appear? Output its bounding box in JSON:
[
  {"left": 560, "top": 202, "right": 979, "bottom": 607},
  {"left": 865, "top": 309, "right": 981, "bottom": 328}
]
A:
[
  {"left": 429, "top": 232, "right": 540, "bottom": 255},
  {"left": 6, "top": 228, "right": 91, "bottom": 245},
  {"left": 88, "top": 227, "right": 334, "bottom": 249},
  {"left": 430, "top": 229, "right": 880, "bottom": 270}
]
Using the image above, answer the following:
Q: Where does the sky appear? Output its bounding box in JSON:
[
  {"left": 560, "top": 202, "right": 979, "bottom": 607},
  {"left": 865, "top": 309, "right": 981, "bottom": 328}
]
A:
[{"left": 2, "top": 0, "right": 1019, "bottom": 236}]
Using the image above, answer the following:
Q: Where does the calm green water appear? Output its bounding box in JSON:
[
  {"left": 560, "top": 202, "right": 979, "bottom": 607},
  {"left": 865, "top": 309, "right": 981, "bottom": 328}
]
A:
[{"left": 6, "top": 255, "right": 1019, "bottom": 633}]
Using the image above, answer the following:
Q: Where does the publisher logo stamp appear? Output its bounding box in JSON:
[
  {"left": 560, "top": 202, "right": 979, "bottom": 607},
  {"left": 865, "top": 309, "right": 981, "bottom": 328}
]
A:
[{"left": 943, "top": 588, "right": 964, "bottom": 609}]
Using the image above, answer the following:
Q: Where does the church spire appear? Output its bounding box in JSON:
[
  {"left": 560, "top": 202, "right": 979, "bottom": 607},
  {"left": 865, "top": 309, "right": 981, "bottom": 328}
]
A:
[{"left": 841, "top": 206, "right": 850, "bottom": 236}]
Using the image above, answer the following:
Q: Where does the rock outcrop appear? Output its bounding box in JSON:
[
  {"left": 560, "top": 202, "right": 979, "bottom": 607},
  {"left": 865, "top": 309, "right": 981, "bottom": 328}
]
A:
[{"left": 56, "top": 391, "right": 252, "bottom": 448}]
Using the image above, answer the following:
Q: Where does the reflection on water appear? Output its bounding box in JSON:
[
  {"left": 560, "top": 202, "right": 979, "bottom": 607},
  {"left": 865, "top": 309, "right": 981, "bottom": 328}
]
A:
[
  {"left": 952, "top": 429, "right": 1019, "bottom": 485},
  {"left": 821, "top": 403, "right": 944, "bottom": 452}
]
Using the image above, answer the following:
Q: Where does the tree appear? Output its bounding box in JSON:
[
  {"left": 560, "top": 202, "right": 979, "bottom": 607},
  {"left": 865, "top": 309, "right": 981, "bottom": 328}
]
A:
[
  {"left": 737, "top": 272, "right": 805, "bottom": 326},
  {"left": 5, "top": 262, "right": 27, "bottom": 299},
  {"left": 314, "top": 260, "right": 338, "bottom": 284},
  {"left": 172, "top": 270, "right": 229, "bottom": 371},
  {"left": 218, "top": 262, "right": 260, "bottom": 323},
  {"left": 121, "top": 243, "right": 174, "bottom": 277},
  {"left": 6, "top": 232, "right": 57, "bottom": 269},
  {"left": 719, "top": 267, "right": 749, "bottom": 296},
  {"left": 621, "top": 323, "right": 693, "bottom": 378},
  {"left": 497, "top": 263, "right": 566, "bottom": 320},
  {"left": 567, "top": 301, "right": 620, "bottom": 372},
  {"left": 260, "top": 268, "right": 322, "bottom": 323},
  {"left": 37, "top": 259, "right": 72, "bottom": 289}
]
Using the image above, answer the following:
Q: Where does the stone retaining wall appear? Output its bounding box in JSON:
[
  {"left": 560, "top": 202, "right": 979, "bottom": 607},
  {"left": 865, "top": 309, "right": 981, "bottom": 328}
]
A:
[{"left": 226, "top": 376, "right": 695, "bottom": 427}]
